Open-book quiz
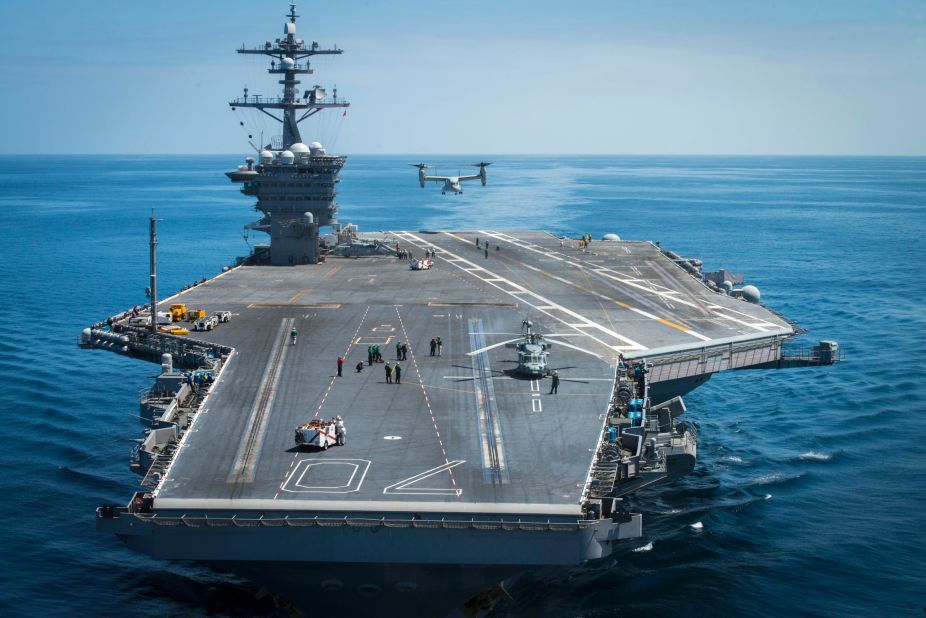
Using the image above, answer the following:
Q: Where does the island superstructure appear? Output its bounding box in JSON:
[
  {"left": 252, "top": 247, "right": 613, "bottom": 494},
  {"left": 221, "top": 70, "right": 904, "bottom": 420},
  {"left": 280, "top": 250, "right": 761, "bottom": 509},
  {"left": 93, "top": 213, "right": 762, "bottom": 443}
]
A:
[
  {"left": 225, "top": 2, "right": 348, "bottom": 265},
  {"left": 84, "top": 5, "right": 840, "bottom": 616}
]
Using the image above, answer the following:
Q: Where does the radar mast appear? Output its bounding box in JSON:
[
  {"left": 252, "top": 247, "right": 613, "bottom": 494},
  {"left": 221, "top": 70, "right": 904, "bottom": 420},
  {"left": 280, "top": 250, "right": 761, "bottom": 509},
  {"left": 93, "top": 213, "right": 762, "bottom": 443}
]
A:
[{"left": 230, "top": 3, "right": 349, "bottom": 149}]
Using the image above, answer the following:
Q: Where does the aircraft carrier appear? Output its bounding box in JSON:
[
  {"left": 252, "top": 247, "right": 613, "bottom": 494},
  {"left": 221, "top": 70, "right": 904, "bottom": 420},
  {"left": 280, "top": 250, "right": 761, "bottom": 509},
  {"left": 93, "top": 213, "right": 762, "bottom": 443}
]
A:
[{"left": 84, "top": 5, "right": 840, "bottom": 616}]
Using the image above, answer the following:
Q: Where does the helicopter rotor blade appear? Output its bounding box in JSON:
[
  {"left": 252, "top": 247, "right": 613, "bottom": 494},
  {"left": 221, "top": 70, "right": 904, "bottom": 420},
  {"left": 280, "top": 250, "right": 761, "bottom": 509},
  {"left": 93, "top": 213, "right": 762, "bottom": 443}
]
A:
[
  {"left": 466, "top": 337, "right": 522, "bottom": 356},
  {"left": 546, "top": 338, "right": 607, "bottom": 359}
]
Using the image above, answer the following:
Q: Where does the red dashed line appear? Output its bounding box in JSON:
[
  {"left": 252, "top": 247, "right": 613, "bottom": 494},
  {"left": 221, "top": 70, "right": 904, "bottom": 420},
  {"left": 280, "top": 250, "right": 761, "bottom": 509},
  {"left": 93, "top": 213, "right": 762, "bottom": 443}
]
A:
[
  {"left": 274, "top": 305, "right": 372, "bottom": 499},
  {"left": 394, "top": 305, "right": 461, "bottom": 499}
]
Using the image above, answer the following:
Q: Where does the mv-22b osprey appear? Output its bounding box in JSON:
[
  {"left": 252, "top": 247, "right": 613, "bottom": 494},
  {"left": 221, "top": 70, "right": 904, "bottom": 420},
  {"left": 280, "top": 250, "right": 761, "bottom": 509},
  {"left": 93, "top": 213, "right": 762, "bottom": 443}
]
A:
[{"left": 411, "top": 162, "right": 492, "bottom": 194}]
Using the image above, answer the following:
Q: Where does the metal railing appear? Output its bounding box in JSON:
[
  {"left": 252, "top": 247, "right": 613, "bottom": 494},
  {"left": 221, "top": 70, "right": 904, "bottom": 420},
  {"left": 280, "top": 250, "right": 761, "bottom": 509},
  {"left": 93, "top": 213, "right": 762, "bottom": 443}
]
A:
[
  {"left": 780, "top": 344, "right": 844, "bottom": 363},
  {"left": 109, "top": 511, "right": 591, "bottom": 533},
  {"left": 229, "top": 95, "right": 349, "bottom": 106}
]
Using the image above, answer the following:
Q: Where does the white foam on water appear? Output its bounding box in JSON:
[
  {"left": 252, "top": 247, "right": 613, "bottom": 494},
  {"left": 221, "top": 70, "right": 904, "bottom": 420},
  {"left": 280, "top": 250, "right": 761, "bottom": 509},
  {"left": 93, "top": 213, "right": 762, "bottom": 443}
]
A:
[
  {"left": 764, "top": 493, "right": 772, "bottom": 500},
  {"left": 632, "top": 541, "right": 653, "bottom": 553},
  {"left": 799, "top": 451, "right": 832, "bottom": 461},
  {"left": 754, "top": 472, "right": 802, "bottom": 486},
  {"left": 690, "top": 521, "right": 704, "bottom": 530},
  {"left": 722, "top": 455, "right": 743, "bottom": 463}
]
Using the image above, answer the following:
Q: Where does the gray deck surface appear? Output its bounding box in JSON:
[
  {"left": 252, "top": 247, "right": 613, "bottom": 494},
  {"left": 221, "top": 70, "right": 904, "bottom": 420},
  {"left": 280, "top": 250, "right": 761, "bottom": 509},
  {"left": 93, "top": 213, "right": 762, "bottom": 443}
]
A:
[{"left": 154, "top": 231, "right": 791, "bottom": 511}]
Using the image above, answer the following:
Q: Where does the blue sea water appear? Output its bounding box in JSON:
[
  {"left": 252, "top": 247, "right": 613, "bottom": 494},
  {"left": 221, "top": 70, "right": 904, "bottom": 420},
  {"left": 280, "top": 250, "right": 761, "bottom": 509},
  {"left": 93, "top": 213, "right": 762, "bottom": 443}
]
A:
[{"left": 0, "top": 155, "right": 924, "bottom": 616}]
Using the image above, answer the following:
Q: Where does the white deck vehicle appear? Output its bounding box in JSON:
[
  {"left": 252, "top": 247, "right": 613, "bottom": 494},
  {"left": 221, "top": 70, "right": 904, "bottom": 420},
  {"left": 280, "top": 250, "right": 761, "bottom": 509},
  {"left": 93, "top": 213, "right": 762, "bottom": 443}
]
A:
[
  {"left": 294, "top": 418, "right": 345, "bottom": 449},
  {"left": 193, "top": 315, "right": 218, "bottom": 331}
]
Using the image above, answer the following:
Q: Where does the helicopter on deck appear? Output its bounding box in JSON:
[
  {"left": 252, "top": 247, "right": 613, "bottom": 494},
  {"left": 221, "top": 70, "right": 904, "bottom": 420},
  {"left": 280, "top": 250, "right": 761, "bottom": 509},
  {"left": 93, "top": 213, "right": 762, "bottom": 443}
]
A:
[
  {"left": 510, "top": 320, "right": 552, "bottom": 376},
  {"left": 467, "top": 319, "right": 598, "bottom": 377}
]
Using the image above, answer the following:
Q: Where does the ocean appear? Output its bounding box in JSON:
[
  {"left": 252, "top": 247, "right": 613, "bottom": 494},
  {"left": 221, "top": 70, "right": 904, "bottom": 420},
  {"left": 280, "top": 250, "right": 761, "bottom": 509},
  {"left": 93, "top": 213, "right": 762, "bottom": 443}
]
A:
[{"left": 0, "top": 155, "right": 923, "bottom": 616}]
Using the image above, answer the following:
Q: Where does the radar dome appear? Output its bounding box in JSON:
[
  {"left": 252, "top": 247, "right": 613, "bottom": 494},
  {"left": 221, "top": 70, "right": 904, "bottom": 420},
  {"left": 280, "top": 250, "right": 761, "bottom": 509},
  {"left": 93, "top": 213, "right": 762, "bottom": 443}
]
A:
[
  {"left": 281, "top": 57, "right": 295, "bottom": 70},
  {"left": 310, "top": 141, "right": 323, "bottom": 149},
  {"left": 740, "top": 285, "right": 761, "bottom": 303},
  {"left": 309, "top": 141, "right": 327, "bottom": 156},
  {"left": 602, "top": 233, "right": 621, "bottom": 241},
  {"left": 259, "top": 150, "right": 273, "bottom": 165},
  {"left": 280, "top": 150, "right": 295, "bottom": 165},
  {"left": 289, "top": 142, "right": 310, "bottom": 154}
]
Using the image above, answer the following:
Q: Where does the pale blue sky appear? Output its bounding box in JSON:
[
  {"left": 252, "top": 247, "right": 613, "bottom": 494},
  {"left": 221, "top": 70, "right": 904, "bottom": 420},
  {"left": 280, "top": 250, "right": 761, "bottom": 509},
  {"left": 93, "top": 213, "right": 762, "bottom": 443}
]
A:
[{"left": 0, "top": 0, "right": 923, "bottom": 154}]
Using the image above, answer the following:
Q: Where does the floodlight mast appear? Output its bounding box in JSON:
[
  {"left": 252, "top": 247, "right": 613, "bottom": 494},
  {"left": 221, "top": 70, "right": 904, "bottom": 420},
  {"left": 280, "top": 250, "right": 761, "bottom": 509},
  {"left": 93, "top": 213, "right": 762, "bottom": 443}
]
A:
[{"left": 229, "top": 3, "right": 349, "bottom": 149}]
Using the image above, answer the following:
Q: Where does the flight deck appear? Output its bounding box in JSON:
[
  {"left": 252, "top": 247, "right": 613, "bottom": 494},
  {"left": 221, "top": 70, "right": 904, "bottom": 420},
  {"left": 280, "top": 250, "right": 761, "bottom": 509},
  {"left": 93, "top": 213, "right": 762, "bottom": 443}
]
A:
[{"left": 150, "top": 231, "right": 793, "bottom": 514}]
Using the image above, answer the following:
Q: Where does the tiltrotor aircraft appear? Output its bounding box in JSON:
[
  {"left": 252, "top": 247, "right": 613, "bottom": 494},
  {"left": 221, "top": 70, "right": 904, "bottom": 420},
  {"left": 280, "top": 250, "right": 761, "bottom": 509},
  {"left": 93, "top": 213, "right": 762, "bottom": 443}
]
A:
[{"left": 411, "top": 162, "right": 492, "bottom": 194}]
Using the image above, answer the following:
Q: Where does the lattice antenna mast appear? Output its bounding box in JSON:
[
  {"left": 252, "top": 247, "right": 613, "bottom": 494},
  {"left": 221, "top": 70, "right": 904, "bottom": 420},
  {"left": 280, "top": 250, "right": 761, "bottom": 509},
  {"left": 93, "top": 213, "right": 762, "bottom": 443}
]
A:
[{"left": 230, "top": 3, "right": 349, "bottom": 149}]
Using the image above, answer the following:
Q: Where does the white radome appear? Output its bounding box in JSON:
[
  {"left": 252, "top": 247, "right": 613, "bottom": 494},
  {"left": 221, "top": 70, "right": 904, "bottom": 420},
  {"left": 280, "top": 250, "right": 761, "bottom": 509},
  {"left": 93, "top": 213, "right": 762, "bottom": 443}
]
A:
[
  {"left": 289, "top": 142, "right": 310, "bottom": 154},
  {"left": 740, "top": 285, "right": 761, "bottom": 303},
  {"left": 280, "top": 150, "right": 295, "bottom": 165},
  {"left": 281, "top": 57, "right": 295, "bottom": 70}
]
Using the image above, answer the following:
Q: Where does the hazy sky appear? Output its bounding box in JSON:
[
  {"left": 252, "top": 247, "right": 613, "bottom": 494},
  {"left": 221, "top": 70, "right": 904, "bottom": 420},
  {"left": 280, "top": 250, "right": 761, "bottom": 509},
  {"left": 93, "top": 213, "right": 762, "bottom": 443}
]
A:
[{"left": 1, "top": 0, "right": 924, "bottom": 154}]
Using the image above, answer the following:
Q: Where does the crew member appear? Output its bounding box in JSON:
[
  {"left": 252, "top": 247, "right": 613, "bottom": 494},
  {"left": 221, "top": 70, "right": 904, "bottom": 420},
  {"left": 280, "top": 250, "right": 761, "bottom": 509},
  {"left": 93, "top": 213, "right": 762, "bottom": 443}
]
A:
[
  {"left": 337, "top": 355, "right": 344, "bottom": 377},
  {"left": 394, "top": 362, "right": 402, "bottom": 384},
  {"left": 549, "top": 371, "right": 560, "bottom": 394}
]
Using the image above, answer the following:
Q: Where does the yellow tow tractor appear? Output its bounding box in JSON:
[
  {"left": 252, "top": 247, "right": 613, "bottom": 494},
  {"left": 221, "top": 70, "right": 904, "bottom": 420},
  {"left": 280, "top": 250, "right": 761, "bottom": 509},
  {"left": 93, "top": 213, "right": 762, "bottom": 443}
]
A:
[
  {"left": 185, "top": 308, "right": 206, "bottom": 321},
  {"left": 169, "top": 303, "right": 187, "bottom": 322}
]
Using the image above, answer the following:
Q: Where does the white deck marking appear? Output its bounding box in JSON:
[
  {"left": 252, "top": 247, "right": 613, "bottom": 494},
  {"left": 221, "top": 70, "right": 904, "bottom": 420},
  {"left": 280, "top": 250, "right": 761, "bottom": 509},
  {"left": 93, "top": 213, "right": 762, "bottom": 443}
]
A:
[
  {"left": 514, "top": 246, "right": 713, "bottom": 341},
  {"left": 711, "top": 311, "right": 771, "bottom": 331},
  {"left": 478, "top": 230, "right": 782, "bottom": 336},
  {"left": 281, "top": 459, "right": 371, "bottom": 494},
  {"left": 531, "top": 398, "right": 543, "bottom": 413},
  {"left": 383, "top": 460, "right": 466, "bottom": 496},
  {"left": 396, "top": 231, "right": 645, "bottom": 353}
]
